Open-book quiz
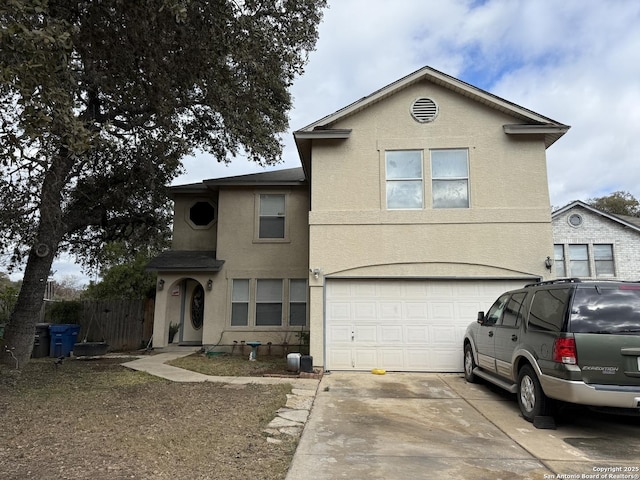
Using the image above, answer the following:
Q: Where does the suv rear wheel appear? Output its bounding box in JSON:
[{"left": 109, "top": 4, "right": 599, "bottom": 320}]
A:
[{"left": 517, "top": 365, "right": 553, "bottom": 421}]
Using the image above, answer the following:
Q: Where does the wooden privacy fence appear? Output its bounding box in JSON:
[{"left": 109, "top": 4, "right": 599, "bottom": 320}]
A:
[{"left": 43, "top": 299, "right": 155, "bottom": 351}]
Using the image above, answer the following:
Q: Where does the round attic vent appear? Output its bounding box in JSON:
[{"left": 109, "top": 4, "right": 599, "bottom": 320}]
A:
[
  {"left": 568, "top": 213, "right": 583, "bottom": 228},
  {"left": 411, "top": 97, "right": 438, "bottom": 123}
]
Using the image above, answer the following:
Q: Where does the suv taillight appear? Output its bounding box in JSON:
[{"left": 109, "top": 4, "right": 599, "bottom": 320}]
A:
[{"left": 553, "top": 337, "right": 577, "bottom": 365}]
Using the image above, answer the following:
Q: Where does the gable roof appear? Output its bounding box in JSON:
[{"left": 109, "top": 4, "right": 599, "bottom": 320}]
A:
[
  {"left": 294, "top": 65, "right": 570, "bottom": 147},
  {"left": 552, "top": 200, "right": 640, "bottom": 233},
  {"left": 293, "top": 65, "right": 570, "bottom": 178}
]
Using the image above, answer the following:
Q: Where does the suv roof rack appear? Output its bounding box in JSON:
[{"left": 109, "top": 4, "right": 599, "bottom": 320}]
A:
[{"left": 524, "top": 278, "right": 582, "bottom": 288}]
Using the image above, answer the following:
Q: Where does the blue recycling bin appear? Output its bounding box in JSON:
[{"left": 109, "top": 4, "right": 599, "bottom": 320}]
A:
[{"left": 49, "top": 324, "right": 81, "bottom": 357}]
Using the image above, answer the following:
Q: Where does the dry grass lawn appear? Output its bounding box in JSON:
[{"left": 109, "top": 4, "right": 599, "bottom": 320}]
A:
[{"left": 0, "top": 355, "right": 301, "bottom": 480}]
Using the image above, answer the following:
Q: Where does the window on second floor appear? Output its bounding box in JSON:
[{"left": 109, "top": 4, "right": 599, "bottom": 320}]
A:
[
  {"left": 431, "top": 149, "right": 469, "bottom": 208},
  {"left": 385, "top": 150, "right": 423, "bottom": 209},
  {"left": 385, "top": 148, "right": 469, "bottom": 210},
  {"left": 258, "top": 194, "right": 286, "bottom": 240}
]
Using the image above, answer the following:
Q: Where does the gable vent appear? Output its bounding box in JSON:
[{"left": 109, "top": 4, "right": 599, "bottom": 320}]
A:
[{"left": 411, "top": 97, "right": 438, "bottom": 123}]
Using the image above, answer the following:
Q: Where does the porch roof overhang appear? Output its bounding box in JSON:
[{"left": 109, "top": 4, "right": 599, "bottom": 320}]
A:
[{"left": 146, "top": 250, "right": 225, "bottom": 272}]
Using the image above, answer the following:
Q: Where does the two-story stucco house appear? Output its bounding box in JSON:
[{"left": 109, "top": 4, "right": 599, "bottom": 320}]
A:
[
  {"left": 149, "top": 66, "right": 570, "bottom": 372},
  {"left": 552, "top": 200, "right": 640, "bottom": 280}
]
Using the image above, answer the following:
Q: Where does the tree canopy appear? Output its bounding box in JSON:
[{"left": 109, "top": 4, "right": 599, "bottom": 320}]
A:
[
  {"left": 587, "top": 191, "right": 640, "bottom": 217},
  {"left": 0, "top": 0, "right": 326, "bottom": 368}
]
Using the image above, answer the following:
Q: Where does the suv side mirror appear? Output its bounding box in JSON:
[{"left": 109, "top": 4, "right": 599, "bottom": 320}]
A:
[{"left": 477, "top": 311, "right": 485, "bottom": 325}]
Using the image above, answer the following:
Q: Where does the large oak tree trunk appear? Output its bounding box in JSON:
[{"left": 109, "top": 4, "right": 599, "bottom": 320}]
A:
[
  {"left": 2, "top": 247, "right": 56, "bottom": 368},
  {"left": 1, "top": 152, "right": 71, "bottom": 369}
]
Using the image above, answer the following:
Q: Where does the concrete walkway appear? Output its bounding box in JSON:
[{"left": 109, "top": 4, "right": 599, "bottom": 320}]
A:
[{"left": 121, "top": 349, "right": 320, "bottom": 443}]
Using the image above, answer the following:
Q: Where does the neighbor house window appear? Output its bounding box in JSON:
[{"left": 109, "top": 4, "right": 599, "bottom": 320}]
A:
[
  {"left": 259, "top": 194, "right": 285, "bottom": 239},
  {"left": 231, "top": 279, "right": 249, "bottom": 326},
  {"left": 568, "top": 244, "right": 590, "bottom": 277},
  {"left": 289, "top": 279, "right": 307, "bottom": 326},
  {"left": 256, "top": 279, "right": 283, "bottom": 326},
  {"left": 594, "top": 244, "right": 614, "bottom": 276},
  {"left": 385, "top": 150, "right": 423, "bottom": 209},
  {"left": 554, "top": 244, "right": 566, "bottom": 277},
  {"left": 431, "top": 149, "right": 469, "bottom": 208}
]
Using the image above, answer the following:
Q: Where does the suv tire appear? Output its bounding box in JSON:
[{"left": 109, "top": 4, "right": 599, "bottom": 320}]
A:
[
  {"left": 517, "top": 364, "right": 553, "bottom": 422},
  {"left": 463, "top": 343, "right": 476, "bottom": 383}
]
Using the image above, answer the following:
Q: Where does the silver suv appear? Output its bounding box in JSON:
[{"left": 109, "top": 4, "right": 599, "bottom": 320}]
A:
[{"left": 463, "top": 279, "right": 640, "bottom": 422}]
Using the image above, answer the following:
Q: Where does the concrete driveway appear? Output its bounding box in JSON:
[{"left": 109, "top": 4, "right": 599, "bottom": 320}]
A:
[{"left": 286, "top": 372, "right": 640, "bottom": 479}]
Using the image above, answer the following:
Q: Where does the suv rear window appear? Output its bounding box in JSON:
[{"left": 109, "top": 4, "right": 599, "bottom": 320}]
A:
[
  {"left": 570, "top": 285, "right": 640, "bottom": 334},
  {"left": 528, "top": 288, "right": 571, "bottom": 332}
]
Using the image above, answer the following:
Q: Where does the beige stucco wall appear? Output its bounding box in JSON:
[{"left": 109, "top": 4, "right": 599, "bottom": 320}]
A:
[
  {"left": 153, "top": 185, "right": 311, "bottom": 349},
  {"left": 307, "top": 80, "right": 556, "bottom": 365},
  {"left": 171, "top": 194, "right": 218, "bottom": 251},
  {"left": 152, "top": 275, "right": 216, "bottom": 348}
]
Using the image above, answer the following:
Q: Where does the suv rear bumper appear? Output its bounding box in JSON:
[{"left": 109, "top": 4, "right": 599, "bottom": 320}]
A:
[{"left": 540, "top": 374, "right": 640, "bottom": 409}]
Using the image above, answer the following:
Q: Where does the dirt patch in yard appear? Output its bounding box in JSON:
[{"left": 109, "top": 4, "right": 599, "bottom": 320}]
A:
[{"left": 0, "top": 357, "right": 300, "bottom": 480}]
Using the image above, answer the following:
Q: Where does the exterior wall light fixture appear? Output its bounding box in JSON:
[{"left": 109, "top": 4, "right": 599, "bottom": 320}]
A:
[
  {"left": 158, "top": 279, "right": 165, "bottom": 290},
  {"left": 545, "top": 256, "right": 553, "bottom": 271},
  {"left": 310, "top": 268, "right": 321, "bottom": 279},
  {"left": 207, "top": 279, "right": 213, "bottom": 290}
]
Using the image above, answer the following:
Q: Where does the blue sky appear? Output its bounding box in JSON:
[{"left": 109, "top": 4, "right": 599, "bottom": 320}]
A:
[{"left": 17, "top": 0, "right": 640, "bottom": 283}]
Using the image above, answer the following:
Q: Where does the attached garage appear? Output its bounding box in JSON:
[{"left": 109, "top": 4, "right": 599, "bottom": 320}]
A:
[{"left": 325, "top": 278, "right": 529, "bottom": 372}]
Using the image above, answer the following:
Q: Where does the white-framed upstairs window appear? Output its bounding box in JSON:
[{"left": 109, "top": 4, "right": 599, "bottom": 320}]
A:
[
  {"left": 385, "top": 150, "right": 423, "bottom": 209},
  {"left": 257, "top": 193, "right": 286, "bottom": 240},
  {"left": 431, "top": 149, "right": 469, "bottom": 208}
]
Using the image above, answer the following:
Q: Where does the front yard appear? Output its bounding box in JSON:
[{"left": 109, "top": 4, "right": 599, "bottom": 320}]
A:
[{"left": 0, "top": 355, "right": 299, "bottom": 479}]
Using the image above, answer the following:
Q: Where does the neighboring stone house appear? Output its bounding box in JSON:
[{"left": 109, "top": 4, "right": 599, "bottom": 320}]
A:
[
  {"left": 552, "top": 200, "right": 640, "bottom": 281},
  {"left": 149, "top": 66, "right": 570, "bottom": 372}
]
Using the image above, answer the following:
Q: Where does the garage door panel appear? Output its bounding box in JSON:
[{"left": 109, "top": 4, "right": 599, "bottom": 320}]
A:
[
  {"left": 430, "top": 302, "right": 455, "bottom": 319},
  {"left": 405, "top": 303, "right": 428, "bottom": 319},
  {"left": 326, "top": 278, "right": 527, "bottom": 372},
  {"left": 380, "top": 302, "right": 402, "bottom": 319},
  {"left": 378, "top": 349, "right": 404, "bottom": 369},
  {"left": 405, "top": 349, "right": 431, "bottom": 370},
  {"left": 328, "top": 349, "right": 352, "bottom": 369},
  {"left": 405, "top": 326, "right": 429, "bottom": 344},
  {"left": 379, "top": 326, "right": 403, "bottom": 343},
  {"left": 353, "top": 349, "right": 377, "bottom": 368},
  {"left": 354, "top": 325, "right": 377, "bottom": 343},
  {"left": 353, "top": 302, "right": 377, "bottom": 319},
  {"left": 431, "top": 326, "right": 458, "bottom": 345},
  {"left": 327, "top": 325, "right": 352, "bottom": 343},
  {"left": 328, "top": 302, "right": 350, "bottom": 321}
]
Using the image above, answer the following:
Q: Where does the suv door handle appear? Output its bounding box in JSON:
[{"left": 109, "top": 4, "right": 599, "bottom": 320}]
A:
[
  {"left": 488, "top": 331, "right": 494, "bottom": 337},
  {"left": 511, "top": 334, "right": 518, "bottom": 341}
]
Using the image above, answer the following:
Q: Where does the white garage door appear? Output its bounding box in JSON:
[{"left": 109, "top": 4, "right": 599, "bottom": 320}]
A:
[{"left": 325, "top": 278, "right": 528, "bottom": 372}]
